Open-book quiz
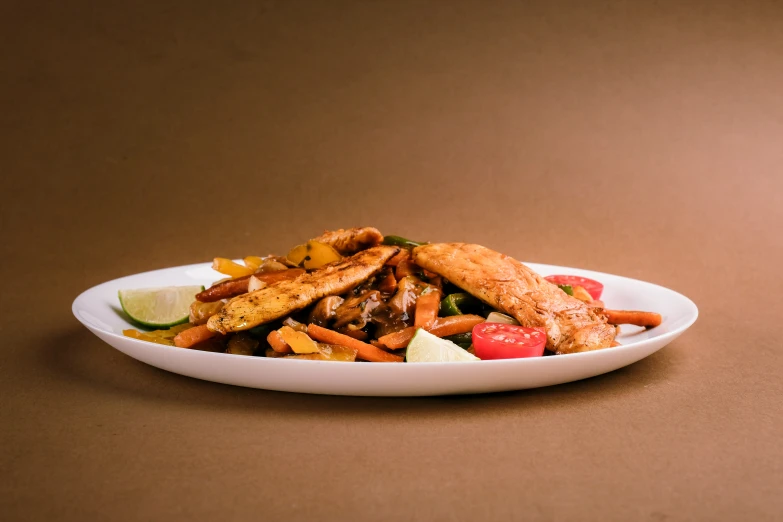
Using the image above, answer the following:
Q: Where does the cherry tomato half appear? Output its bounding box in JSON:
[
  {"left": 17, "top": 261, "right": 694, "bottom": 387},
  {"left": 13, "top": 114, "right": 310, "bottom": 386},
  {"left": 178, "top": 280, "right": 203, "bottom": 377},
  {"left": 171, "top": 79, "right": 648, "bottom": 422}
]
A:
[
  {"left": 472, "top": 323, "right": 547, "bottom": 360},
  {"left": 544, "top": 275, "right": 604, "bottom": 300}
]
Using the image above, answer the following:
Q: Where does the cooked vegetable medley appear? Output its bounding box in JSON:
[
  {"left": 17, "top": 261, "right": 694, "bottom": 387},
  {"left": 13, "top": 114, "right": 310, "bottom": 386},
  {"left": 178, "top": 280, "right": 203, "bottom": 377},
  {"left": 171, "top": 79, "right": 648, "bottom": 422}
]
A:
[{"left": 121, "top": 227, "right": 663, "bottom": 362}]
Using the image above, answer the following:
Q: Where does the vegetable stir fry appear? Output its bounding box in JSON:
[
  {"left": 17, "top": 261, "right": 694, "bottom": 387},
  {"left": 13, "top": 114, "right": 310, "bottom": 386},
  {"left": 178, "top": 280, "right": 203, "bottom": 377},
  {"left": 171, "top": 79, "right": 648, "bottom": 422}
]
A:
[{"left": 121, "top": 227, "right": 662, "bottom": 362}]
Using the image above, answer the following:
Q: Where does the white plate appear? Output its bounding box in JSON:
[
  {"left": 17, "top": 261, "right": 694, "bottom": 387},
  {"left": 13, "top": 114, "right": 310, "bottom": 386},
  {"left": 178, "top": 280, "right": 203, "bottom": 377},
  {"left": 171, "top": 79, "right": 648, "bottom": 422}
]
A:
[{"left": 72, "top": 262, "right": 698, "bottom": 396}]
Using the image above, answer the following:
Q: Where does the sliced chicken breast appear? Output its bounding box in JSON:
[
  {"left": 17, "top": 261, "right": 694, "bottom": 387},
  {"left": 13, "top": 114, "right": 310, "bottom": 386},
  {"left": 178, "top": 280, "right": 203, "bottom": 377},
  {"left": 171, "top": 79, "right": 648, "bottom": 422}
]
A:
[
  {"left": 412, "top": 243, "right": 616, "bottom": 353},
  {"left": 207, "top": 245, "right": 399, "bottom": 334},
  {"left": 312, "top": 227, "right": 383, "bottom": 255}
]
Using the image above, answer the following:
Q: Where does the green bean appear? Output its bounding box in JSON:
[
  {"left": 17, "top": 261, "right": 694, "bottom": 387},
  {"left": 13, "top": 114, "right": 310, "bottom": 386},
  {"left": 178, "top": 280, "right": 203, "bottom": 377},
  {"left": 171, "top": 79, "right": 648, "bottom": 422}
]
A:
[
  {"left": 444, "top": 332, "right": 473, "bottom": 345},
  {"left": 439, "top": 293, "right": 481, "bottom": 316},
  {"left": 382, "top": 235, "right": 425, "bottom": 248}
]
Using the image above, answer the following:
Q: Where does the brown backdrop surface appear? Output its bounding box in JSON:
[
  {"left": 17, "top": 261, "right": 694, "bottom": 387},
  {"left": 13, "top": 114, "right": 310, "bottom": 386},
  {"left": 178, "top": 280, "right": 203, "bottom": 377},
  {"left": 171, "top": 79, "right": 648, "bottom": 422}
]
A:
[{"left": 1, "top": 1, "right": 781, "bottom": 520}]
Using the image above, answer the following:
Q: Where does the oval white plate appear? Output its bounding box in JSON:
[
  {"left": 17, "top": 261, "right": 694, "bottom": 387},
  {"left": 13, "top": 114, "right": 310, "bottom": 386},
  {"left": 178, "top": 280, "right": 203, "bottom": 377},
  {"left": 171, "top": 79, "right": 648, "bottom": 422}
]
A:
[{"left": 72, "top": 262, "right": 697, "bottom": 396}]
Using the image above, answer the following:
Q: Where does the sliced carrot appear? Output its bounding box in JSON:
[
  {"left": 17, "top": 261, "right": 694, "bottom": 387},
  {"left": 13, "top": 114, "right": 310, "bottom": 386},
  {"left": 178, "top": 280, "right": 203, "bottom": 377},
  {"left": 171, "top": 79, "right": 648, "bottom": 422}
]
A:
[
  {"left": 386, "top": 249, "right": 409, "bottom": 267},
  {"left": 337, "top": 327, "right": 369, "bottom": 341},
  {"left": 378, "top": 270, "right": 398, "bottom": 294},
  {"left": 307, "top": 324, "right": 403, "bottom": 363},
  {"left": 414, "top": 291, "right": 441, "bottom": 329},
  {"left": 377, "top": 327, "right": 416, "bottom": 349},
  {"left": 173, "top": 324, "right": 218, "bottom": 348},
  {"left": 604, "top": 310, "right": 662, "bottom": 328},
  {"left": 212, "top": 257, "right": 254, "bottom": 278},
  {"left": 377, "top": 313, "right": 486, "bottom": 349},
  {"left": 395, "top": 258, "right": 421, "bottom": 280},
  {"left": 428, "top": 314, "right": 485, "bottom": 337},
  {"left": 267, "top": 330, "right": 293, "bottom": 354}
]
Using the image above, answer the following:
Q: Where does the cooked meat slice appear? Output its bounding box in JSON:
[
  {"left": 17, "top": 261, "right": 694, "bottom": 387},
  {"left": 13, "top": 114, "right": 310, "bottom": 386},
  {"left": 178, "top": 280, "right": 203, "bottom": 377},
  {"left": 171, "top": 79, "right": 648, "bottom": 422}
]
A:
[
  {"left": 207, "top": 245, "right": 400, "bottom": 334},
  {"left": 412, "top": 243, "right": 616, "bottom": 353},
  {"left": 311, "top": 227, "right": 383, "bottom": 255}
]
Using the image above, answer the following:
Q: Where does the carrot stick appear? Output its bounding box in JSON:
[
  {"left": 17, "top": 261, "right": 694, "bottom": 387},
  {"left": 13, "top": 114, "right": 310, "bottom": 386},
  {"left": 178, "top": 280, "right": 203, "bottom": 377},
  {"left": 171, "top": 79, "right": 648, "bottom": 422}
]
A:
[
  {"left": 174, "top": 324, "right": 218, "bottom": 348},
  {"left": 267, "top": 330, "right": 293, "bottom": 354},
  {"left": 604, "top": 310, "right": 662, "bottom": 328},
  {"left": 377, "top": 314, "right": 486, "bottom": 349},
  {"left": 196, "top": 268, "right": 305, "bottom": 302},
  {"left": 395, "top": 258, "right": 422, "bottom": 280},
  {"left": 428, "top": 314, "right": 485, "bottom": 337},
  {"left": 307, "top": 324, "right": 403, "bottom": 363},
  {"left": 377, "top": 327, "right": 416, "bottom": 349},
  {"left": 378, "top": 270, "right": 398, "bottom": 294},
  {"left": 414, "top": 292, "right": 441, "bottom": 329},
  {"left": 386, "top": 249, "right": 409, "bottom": 267},
  {"left": 337, "top": 327, "right": 369, "bottom": 341}
]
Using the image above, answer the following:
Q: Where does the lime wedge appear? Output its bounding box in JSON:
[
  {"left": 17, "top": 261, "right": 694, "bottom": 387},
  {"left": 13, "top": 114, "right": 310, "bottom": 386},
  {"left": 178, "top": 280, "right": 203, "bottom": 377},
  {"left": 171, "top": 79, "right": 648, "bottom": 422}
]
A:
[
  {"left": 406, "top": 328, "right": 480, "bottom": 363},
  {"left": 118, "top": 286, "right": 204, "bottom": 328}
]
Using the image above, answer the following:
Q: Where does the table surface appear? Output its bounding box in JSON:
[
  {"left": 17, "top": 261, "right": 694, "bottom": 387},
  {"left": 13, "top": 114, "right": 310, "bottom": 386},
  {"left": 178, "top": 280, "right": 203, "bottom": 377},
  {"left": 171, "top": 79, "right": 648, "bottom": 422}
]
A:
[{"left": 2, "top": 1, "right": 781, "bottom": 520}]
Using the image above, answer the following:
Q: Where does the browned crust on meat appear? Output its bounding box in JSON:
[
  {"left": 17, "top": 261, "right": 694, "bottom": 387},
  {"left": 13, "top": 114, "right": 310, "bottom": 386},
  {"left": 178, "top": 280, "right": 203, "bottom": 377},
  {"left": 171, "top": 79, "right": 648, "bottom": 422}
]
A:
[
  {"left": 207, "top": 245, "right": 399, "bottom": 334},
  {"left": 412, "top": 243, "right": 616, "bottom": 353},
  {"left": 311, "top": 227, "right": 383, "bottom": 255}
]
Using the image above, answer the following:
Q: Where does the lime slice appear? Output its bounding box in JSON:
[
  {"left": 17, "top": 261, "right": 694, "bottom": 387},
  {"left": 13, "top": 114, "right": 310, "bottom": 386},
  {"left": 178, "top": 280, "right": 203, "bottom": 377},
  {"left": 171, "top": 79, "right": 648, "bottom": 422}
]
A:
[
  {"left": 406, "top": 328, "right": 480, "bottom": 363},
  {"left": 118, "top": 286, "right": 204, "bottom": 328}
]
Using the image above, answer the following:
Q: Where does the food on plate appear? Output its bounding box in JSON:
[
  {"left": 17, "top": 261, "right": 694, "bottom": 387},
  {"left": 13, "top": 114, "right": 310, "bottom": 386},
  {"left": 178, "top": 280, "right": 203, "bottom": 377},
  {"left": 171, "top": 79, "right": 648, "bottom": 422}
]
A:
[
  {"left": 118, "top": 285, "right": 204, "bottom": 328},
  {"left": 405, "top": 328, "right": 480, "bottom": 362},
  {"left": 311, "top": 227, "right": 384, "bottom": 255},
  {"left": 286, "top": 241, "right": 343, "bottom": 269},
  {"left": 603, "top": 309, "right": 662, "bottom": 328},
  {"left": 120, "top": 227, "right": 662, "bottom": 362},
  {"left": 412, "top": 243, "right": 616, "bottom": 354},
  {"left": 208, "top": 245, "right": 399, "bottom": 334},
  {"left": 195, "top": 268, "right": 304, "bottom": 302},
  {"left": 543, "top": 275, "right": 604, "bottom": 300},
  {"left": 472, "top": 323, "right": 546, "bottom": 360}
]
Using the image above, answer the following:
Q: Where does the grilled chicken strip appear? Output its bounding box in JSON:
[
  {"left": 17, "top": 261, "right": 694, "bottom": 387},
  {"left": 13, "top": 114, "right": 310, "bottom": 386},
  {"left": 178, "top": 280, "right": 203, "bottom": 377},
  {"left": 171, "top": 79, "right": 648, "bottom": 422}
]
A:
[
  {"left": 312, "top": 227, "right": 384, "bottom": 255},
  {"left": 412, "top": 243, "right": 616, "bottom": 353},
  {"left": 207, "top": 245, "right": 400, "bottom": 334}
]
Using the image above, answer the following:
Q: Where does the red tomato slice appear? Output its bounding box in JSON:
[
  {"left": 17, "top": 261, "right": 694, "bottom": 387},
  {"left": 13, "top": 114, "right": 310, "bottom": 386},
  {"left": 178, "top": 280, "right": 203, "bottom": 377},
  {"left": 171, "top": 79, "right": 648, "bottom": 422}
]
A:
[
  {"left": 544, "top": 275, "right": 604, "bottom": 300},
  {"left": 472, "top": 323, "right": 546, "bottom": 360}
]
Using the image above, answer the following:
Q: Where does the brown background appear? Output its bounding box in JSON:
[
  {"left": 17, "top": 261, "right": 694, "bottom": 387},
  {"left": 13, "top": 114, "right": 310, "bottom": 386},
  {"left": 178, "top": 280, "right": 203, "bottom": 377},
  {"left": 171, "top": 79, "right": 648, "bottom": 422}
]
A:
[{"left": 1, "top": 0, "right": 781, "bottom": 520}]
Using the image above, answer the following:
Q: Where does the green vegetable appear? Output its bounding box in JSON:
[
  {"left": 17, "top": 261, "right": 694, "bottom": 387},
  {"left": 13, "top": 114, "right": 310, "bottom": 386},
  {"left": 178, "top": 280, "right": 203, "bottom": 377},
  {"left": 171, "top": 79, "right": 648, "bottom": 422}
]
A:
[
  {"left": 557, "top": 284, "right": 574, "bottom": 296},
  {"left": 382, "top": 235, "right": 425, "bottom": 248},
  {"left": 248, "top": 324, "right": 274, "bottom": 339},
  {"left": 439, "top": 293, "right": 481, "bottom": 316},
  {"left": 443, "top": 332, "right": 472, "bottom": 345}
]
